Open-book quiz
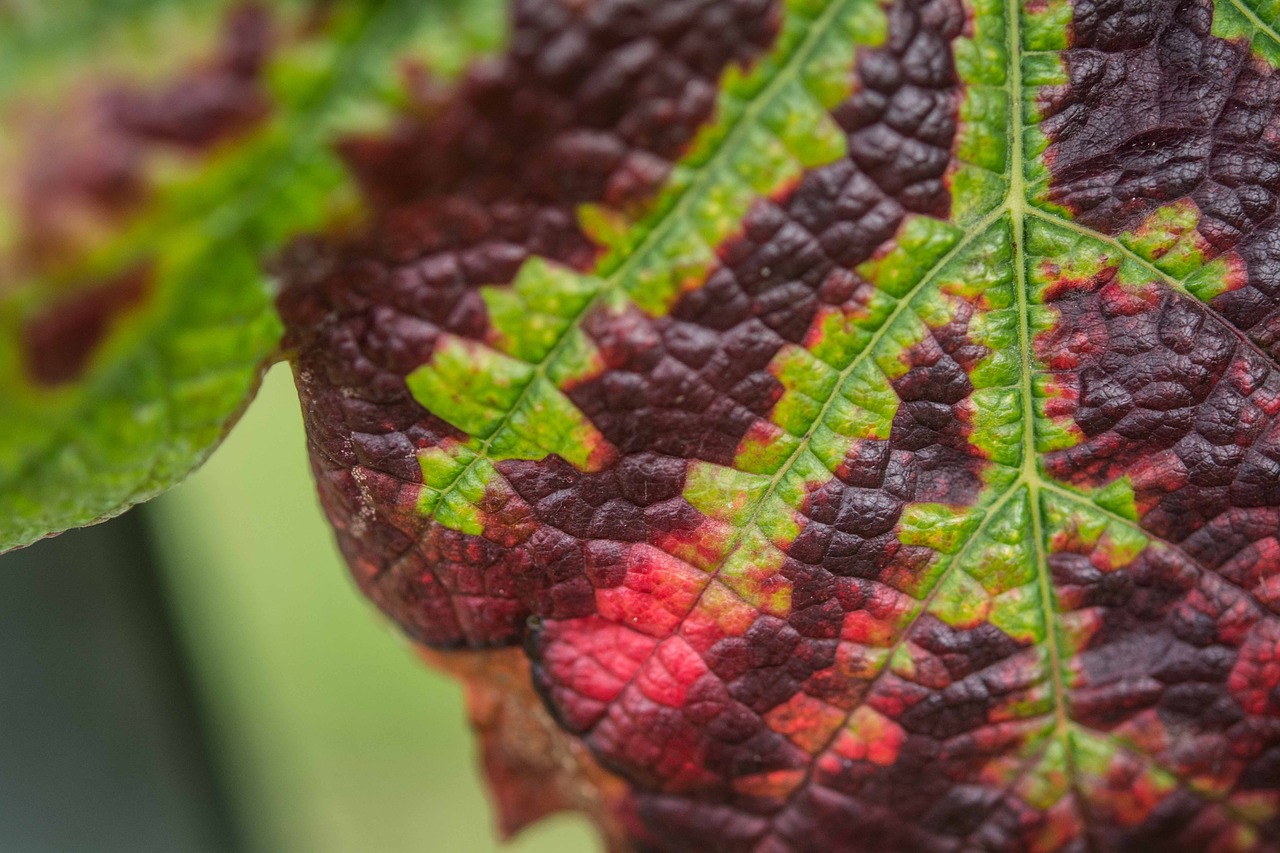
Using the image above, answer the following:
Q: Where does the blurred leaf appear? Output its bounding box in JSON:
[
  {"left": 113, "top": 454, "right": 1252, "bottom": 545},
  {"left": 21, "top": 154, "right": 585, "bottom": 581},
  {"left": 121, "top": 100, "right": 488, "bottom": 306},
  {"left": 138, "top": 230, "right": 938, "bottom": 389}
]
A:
[{"left": 0, "top": 0, "right": 504, "bottom": 552}]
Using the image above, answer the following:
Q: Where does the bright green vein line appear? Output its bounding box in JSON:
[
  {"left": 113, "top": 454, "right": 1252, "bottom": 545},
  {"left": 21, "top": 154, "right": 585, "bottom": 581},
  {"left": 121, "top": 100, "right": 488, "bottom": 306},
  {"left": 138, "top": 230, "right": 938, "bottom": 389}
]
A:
[
  {"left": 1226, "top": 0, "right": 1280, "bottom": 48},
  {"left": 1006, "top": 0, "right": 1082, "bottom": 818},
  {"left": 645, "top": 209, "right": 1007, "bottom": 645},
  {"left": 426, "top": 0, "right": 863, "bottom": 507}
]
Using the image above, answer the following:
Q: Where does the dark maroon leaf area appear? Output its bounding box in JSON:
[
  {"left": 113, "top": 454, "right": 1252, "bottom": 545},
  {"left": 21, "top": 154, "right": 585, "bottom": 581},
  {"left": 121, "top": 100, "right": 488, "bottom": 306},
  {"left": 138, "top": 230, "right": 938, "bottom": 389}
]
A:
[
  {"left": 1038, "top": 272, "right": 1280, "bottom": 610},
  {"left": 279, "top": 0, "right": 783, "bottom": 643},
  {"left": 1044, "top": 0, "right": 1280, "bottom": 357},
  {"left": 1039, "top": 0, "right": 1280, "bottom": 846},
  {"left": 1035, "top": 271, "right": 1280, "bottom": 845}
]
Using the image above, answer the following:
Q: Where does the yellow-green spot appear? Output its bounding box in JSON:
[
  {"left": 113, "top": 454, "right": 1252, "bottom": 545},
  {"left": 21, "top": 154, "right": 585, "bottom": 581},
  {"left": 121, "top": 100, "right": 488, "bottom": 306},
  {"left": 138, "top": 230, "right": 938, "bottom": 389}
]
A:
[
  {"left": 952, "top": 101, "right": 1009, "bottom": 220},
  {"left": 769, "top": 344, "right": 843, "bottom": 436},
  {"left": 684, "top": 462, "right": 773, "bottom": 527},
  {"left": 1041, "top": 489, "right": 1106, "bottom": 546},
  {"left": 481, "top": 258, "right": 601, "bottom": 363},
  {"left": 759, "top": 79, "right": 847, "bottom": 167},
  {"left": 754, "top": 492, "right": 805, "bottom": 548},
  {"left": 928, "top": 568, "right": 992, "bottom": 627},
  {"left": 1027, "top": 218, "right": 1117, "bottom": 294},
  {"left": 959, "top": 496, "right": 1038, "bottom": 595},
  {"left": 805, "top": 423, "right": 856, "bottom": 473},
  {"left": 971, "top": 387, "right": 1025, "bottom": 469},
  {"left": 577, "top": 203, "right": 631, "bottom": 253},
  {"left": 951, "top": 159, "right": 1012, "bottom": 225},
  {"left": 408, "top": 335, "right": 611, "bottom": 471},
  {"left": 826, "top": 366, "right": 901, "bottom": 439},
  {"left": 856, "top": 216, "right": 962, "bottom": 300},
  {"left": 423, "top": 454, "right": 501, "bottom": 536},
  {"left": 687, "top": 178, "right": 759, "bottom": 248},
  {"left": 486, "top": 376, "right": 610, "bottom": 470},
  {"left": 1253, "top": 30, "right": 1280, "bottom": 69},
  {"left": 418, "top": 444, "right": 476, "bottom": 491},
  {"left": 734, "top": 425, "right": 802, "bottom": 476},
  {"left": 989, "top": 584, "right": 1048, "bottom": 643},
  {"left": 1069, "top": 728, "right": 1135, "bottom": 779},
  {"left": 407, "top": 336, "right": 533, "bottom": 439},
  {"left": 1019, "top": 740, "right": 1073, "bottom": 811},
  {"left": 1025, "top": 0, "right": 1073, "bottom": 49},
  {"left": 1091, "top": 477, "right": 1139, "bottom": 523},
  {"left": 718, "top": 530, "right": 792, "bottom": 617},
  {"left": 949, "top": 0, "right": 1013, "bottom": 223},
  {"left": 807, "top": 300, "right": 879, "bottom": 370},
  {"left": 956, "top": 0, "right": 1009, "bottom": 85},
  {"left": 1099, "top": 521, "right": 1150, "bottom": 569},
  {"left": 898, "top": 503, "right": 977, "bottom": 555},
  {"left": 1213, "top": 0, "right": 1259, "bottom": 39},
  {"left": 1120, "top": 201, "right": 1209, "bottom": 279},
  {"left": 544, "top": 324, "right": 602, "bottom": 388},
  {"left": 1042, "top": 488, "right": 1150, "bottom": 570},
  {"left": 430, "top": 491, "right": 484, "bottom": 536},
  {"left": 1185, "top": 255, "right": 1242, "bottom": 302},
  {"left": 1019, "top": 52, "right": 1068, "bottom": 196}
]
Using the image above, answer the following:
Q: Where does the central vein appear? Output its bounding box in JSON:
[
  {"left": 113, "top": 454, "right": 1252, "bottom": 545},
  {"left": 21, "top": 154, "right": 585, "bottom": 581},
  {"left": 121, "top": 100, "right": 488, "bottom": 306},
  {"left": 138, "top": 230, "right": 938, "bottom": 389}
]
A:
[{"left": 1004, "top": 0, "right": 1080, "bottom": 800}]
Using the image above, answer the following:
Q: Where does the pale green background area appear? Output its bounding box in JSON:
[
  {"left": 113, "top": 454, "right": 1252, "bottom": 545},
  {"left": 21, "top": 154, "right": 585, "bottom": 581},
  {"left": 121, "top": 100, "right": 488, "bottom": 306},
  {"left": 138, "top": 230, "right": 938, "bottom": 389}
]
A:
[{"left": 149, "top": 364, "right": 598, "bottom": 853}]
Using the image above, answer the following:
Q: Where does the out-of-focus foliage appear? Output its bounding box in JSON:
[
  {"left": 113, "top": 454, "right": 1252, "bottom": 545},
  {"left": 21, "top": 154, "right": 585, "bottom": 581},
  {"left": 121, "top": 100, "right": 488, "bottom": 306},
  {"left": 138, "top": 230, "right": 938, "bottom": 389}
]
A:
[{"left": 0, "top": 0, "right": 502, "bottom": 552}]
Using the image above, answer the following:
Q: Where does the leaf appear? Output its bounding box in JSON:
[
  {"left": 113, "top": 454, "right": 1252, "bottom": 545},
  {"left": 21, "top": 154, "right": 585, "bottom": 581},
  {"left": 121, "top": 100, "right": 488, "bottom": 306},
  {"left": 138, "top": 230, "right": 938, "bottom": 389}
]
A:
[
  {"left": 0, "top": 0, "right": 504, "bottom": 552},
  {"left": 279, "top": 0, "right": 1280, "bottom": 848},
  {"left": 11, "top": 0, "right": 1280, "bottom": 848},
  {"left": 277, "top": 0, "right": 1280, "bottom": 849}
]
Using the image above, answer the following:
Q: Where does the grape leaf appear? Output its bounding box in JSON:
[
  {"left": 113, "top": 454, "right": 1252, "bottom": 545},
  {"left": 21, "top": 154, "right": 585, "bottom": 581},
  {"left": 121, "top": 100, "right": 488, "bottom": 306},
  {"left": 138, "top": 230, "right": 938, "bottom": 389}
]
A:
[
  {"left": 277, "top": 0, "right": 1280, "bottom": 849},
  {"left": 0, "top": 0, "right": 503, "bottom": 552}
]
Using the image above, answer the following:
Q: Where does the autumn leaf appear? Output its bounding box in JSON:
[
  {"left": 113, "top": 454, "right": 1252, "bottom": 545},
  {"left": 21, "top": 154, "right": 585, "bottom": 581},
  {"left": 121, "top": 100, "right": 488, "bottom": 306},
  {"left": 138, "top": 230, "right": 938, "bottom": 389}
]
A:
[{"left": 278, "top": 0, "right": 1280, "bottom": 849}]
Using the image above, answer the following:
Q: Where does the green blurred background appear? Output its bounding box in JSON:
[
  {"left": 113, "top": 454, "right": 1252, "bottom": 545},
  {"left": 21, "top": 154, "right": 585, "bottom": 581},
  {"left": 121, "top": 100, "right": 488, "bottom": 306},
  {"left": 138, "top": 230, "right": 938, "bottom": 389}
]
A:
[{"left": 0, "top": 364, "right": 598, "bottom": 853}]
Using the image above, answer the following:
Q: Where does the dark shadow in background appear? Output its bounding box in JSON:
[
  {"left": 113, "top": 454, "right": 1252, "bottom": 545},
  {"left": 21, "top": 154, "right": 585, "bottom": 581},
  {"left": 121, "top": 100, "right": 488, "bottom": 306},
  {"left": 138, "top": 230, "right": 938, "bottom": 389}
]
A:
[{"left": 0, "top": 510, "right": 242, "bottom": 852}]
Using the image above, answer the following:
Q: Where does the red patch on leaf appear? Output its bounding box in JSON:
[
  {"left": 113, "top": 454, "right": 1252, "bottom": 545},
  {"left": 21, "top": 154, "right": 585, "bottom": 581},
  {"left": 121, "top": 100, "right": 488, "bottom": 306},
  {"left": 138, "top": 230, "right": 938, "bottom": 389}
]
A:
[
  {"left": 21, "top": 265, "right": 151, "bottom": 386},
  {"left": 11, "top": 5, "right": 276, "bottom": 274}
]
